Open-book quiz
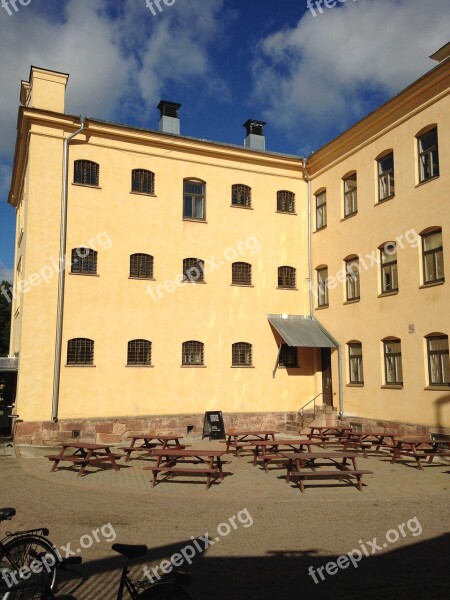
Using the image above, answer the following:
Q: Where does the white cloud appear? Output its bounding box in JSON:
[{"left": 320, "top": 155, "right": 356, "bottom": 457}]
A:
[{"left": 251, "top": 0, "right": 450, "bottom": 150}]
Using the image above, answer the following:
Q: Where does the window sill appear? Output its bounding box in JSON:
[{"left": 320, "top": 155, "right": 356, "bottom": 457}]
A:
[
  {"left": 347, "top": 383, "right": 364, "bottom": 387},
  {"left": 69, "top": 273, "right": 100, "bottom": 277},
  {"left": 378, "top": 290, "right": 399, "bottom": 298},
  {"left": 182, "top": 218, "right": 207, "bottom": 223},
  {"left": 343, "top": 298, "right": 360, "bottom": 305},
  {"left": 341, "top": 211, "right": 358, "bottom": 221},
  {"left": 419, "top": 280, "right": 445, "bottom": 289},
  {"left": 277, "top": 287, "right": 298, "bottom": 291},
  {"left": 181, "top": 365, "right": 206, "bottom": 368},
  {"left": 231, "top": 365, "right": 255, "bottom": 368},
  {"left": 375, "top": 194, "right": 395, "bottom": 205},
  {"left": 416, "top": 175, "right": 439, "bottom": 188},
  {"left": 129, "top": 277, "right": 155, "bottom": 281},
  {"left": 424, "top": 385, "right": 450, "bottom": 391},
  {"left": 230, "top": 284, "right": 254, "bottom": 288},
  {"left": 72, "top": 183, "right": 101, "bottom": 189},
  {"left": 276, "top": 211, "right": 297, "bottom": 216},
  {"left": 126, "top": 365, "right": 154, "bottom": 368},
  {"left": 183, "top": 280, "right": 207, "bottom": 284},
  {"left": 381, "top": 384, "right": 403, "bottom": 390},
  {"left": 65, "top": 365, "right": 96, "bottom": 368},
  {"left": 230, "top": 204, "right": 253, "bottom": 210},
  {"left": 315, "top": 304, "right": 329, "bottom": 310},
  {"left": 130, "top": 191, "right": 156, "bottom": 197},
  {"left": 278, "top": 365, "right": 299, "bottom": 369},
  {"left": 314, "top": 226, "right": 327, "bottom": 232}
]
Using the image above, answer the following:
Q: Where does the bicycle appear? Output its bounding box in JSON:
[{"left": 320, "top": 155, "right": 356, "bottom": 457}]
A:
[
  {"left": 112, "top": 543, "right": 193, "bottom": 599},
  {"left": 0, "top": 507, "right": 61, "bottom": 599}
]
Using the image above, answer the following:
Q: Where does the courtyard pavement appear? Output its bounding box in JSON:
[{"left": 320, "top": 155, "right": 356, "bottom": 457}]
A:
[{"left": 0, "top": 437, "right": 449, "bottom": 599}]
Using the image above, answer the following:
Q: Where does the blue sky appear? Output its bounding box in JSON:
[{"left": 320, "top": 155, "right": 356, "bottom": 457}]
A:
[{"left": 0, "top": 0, "right": 449, "bottom": 279}]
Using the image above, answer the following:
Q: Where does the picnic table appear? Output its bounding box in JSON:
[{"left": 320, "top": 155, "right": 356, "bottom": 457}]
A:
[
  {"left": 283, "top": 451, "right": 372, "bottom": 493},
  {"left": 143, "top": 448, "right": 226, "bottom": 490},
  {"left": 120, "top": 435, "right": 186, "bottom": 462},
  {"left": 306, "top": 426, "right": 353, "bottom": 445},
  {"left": 45, "top": 442, "right": 121, "bottom": 477},
  {"left": 342, "top": 431, "right": 397, "bottom": 456},
  {"left": 390, "top": 437, "right": 450, "bottom": 470},
  {"left": 250, "top": 439, "right": 320, "bottom": 473},
  {"left": 224, "top": 430, "right": 278, "bottom": 456}
]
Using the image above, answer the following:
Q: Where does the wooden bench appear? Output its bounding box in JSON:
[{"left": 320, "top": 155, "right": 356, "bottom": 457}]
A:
[
  {"left": 143, "top": 465, "right": 223, "bottom": 490},
  {"left": 288, "top": 469, "right": 373, "bottom": 493}
]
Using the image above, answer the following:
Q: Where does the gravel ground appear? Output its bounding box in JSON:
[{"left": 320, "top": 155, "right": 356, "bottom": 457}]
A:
[{"left": 0, "top": 444, "right": 449, "bottom": 600}]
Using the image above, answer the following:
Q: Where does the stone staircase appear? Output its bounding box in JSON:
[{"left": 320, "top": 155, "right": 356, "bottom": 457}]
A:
[{"left": 285, "top": 405, "right": 338, "bottom": 436}]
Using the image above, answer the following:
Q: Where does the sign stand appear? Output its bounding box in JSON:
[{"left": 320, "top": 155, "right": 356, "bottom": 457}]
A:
[{"left": 202, "top": 411, "right": 226, "bottom": 440}]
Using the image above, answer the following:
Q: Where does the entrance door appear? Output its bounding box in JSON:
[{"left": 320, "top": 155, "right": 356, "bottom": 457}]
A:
[
  {"left": 0, "top": 373, "right": 16, "bottom": 436},
  {"left": 321, "top": 348, "right": 333, "bottom": 406}
]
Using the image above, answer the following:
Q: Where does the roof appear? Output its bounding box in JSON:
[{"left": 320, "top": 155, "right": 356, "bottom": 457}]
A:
[{"left": 268, "top": 316, "right": 336, "bottom": 348}]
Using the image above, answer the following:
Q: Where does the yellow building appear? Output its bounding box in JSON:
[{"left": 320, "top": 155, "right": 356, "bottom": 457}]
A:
[
  {"left": 4, "top": 43, "right": 450, "bottom": 444},
  {"left": 308, "top": 43, "right": 450, "bottom": 434}
]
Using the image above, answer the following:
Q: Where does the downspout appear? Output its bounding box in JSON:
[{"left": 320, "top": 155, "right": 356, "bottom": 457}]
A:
[
  {"left": 302, "top": 158, "right": 344, "bottom": 419},
  {"left": 51, "top": 118, "right": 86, "bottom": 422}
]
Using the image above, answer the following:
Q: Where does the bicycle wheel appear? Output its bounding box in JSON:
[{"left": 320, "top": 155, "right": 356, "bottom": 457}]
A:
[
  {"left": 0, "top": 535, "right": 59, "bottom": 599},
  {"left": 138, "top": 582, "right": 193, "bottom": 600}
]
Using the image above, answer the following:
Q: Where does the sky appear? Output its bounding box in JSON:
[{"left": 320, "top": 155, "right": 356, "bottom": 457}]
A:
[{"left": 0, "top": 0, "right": 449, "bottom": 280}]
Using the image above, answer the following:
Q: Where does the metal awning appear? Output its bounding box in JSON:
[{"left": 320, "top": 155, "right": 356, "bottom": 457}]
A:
[
  {"left": 268, "top": 316, "right": 336, "bottom": 348},
  {"left": 0, "top": 357, "right": 19, "bottom": 372}
]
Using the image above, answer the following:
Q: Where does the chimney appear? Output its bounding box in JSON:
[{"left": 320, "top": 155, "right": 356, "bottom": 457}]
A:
[
  {"left": 157, "top": 100, "right": 181, "bottom": 135},
  {"left": 21, "top": 66, "right": 69, "bottom": 113},
  {"left": 243, "top": 119, "right": 266, "bottom": 151}
]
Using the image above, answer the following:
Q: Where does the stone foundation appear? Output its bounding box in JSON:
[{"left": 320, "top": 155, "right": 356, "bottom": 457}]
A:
[
  {"left": 13, "top": 412, "right": 449, "bottom": 446},
  {"left": 13, "top": 412, "right": 288, "bottom": 446}
]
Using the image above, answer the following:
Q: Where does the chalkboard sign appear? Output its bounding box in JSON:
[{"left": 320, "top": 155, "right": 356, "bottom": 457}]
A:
[{"left": 202, "top": 411, "right": 226, "bottom": 440}]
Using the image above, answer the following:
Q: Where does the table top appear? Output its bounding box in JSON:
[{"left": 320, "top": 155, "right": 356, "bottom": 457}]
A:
[
  {"left": 226, "top": 430, "right": 278, "bottom": 436},
  {"left": 149, "top": 449, "right": 225, "bottom": 457},
  {"left": 346, "top": 431, "right": 395, "bottom": 437},
  {"left": 249, "top": 439, "right": 317, "bottom": 446},
  {"left": 128, "top": 435, "right": 182, "bottom": 441},
  {"left": 59, "top": 442, "right": 113, "bottom": 450},
  {"left": 307, "top": 426, "right": 352, "bottom": 432},
  {"left": 282, "top": 452, "right": 359, "bottom": 460}
]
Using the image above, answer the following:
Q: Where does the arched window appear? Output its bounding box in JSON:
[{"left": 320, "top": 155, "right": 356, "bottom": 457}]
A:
[
  {"left": 425, "top": 333, "right": 449, "bottom": 386},
  {"left": 183, "top": 258, "right": 205, "bottom": 282},
  {"left": 343, "top": 172, "right": 357, "bottom": 217},
  {"left": 67, "top": 338, "right": 94, "bottom": 365},
  {"left": 315, "top": 265, "right": 328, "bottom": 307},
  {"left": 376, "top": 151, "right": 394, "bottom": 201},
  {"left": 71, "top": 248, "right": 97, "bottom": 275},
  {"left": 382, "top": 337, "right": 403, "bottom": 385},
  {"left": 277, "top": 190, "right": 295, "bottom": 214},
  {"left": 232, "top": 262, "right": 252, "bottom": 286},
  {"left": 278, "top": 266, "right": 296, "bottom": 289},
  {"left": 379, "top": 242, "right": 398, "bottom": 293},
  {"left": 417, "top": 126, "right": 439, "bottom": 183},
  {"left": 231, "top": 184, "right": 252, "bottom": 207},
  {"left": 130, "top": 254, "right": 154, "bottom": 279},
  {"left": 347, "top": 341, "right": 363, "bottom": 384},
  {"left": 344, "top": 256, "right": 360, "bottom": 301},
  {"left": 182, "top": 341, "right": 204, "bottom": 365},
  {"left": 74, "top": 160, "right": 99, "bottom": 186},
  {"left": 127, "top": 339, "right": 152, "bottom": 366},
  {"left": 315, "top": 190, "right": 327, "bottom": 230},
  {"left": 420, "top": 227, "right": 444, "bottom": 284},
  {"left": 232, "top": 342, "right": 252, "bottom": 367},
  {"left": 183, "top": 179, "right": 205, "bottom": 220},
  {"left": 132, "top": 169, "right": 155, "bottom": 194}
]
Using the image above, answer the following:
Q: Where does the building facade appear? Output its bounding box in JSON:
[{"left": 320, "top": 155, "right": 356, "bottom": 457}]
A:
[{"left": 4, "top": 44, "right": 450, "bottom": 444}]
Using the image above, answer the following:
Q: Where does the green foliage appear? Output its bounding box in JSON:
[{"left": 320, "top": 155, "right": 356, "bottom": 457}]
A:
[{"left": 0, "top": 280, "right": 12, "bottom": 356}]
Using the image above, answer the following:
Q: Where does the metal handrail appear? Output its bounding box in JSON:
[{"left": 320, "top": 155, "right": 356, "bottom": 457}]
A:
[{"left": 298, "top": 393, "right": 324, "bottom": 422}]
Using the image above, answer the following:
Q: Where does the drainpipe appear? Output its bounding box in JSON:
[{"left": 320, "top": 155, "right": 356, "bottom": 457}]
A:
[
  {"left": 51, "top": 118, "right": 86, "bottom": 422},
  {"left": 302, "top": 159, "right": 344, "bottom": 419}
]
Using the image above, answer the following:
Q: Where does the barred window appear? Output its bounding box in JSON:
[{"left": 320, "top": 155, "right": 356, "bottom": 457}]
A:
[
  {"left": 279, "top": 344, "right": 297, "bottom": 367},
  {"left": 74, "top": 160, "right": 99, "bottom": 186},
  {"left": 67, "top": 338, "right": 94, "bottom": 365},
  {"left": 127, "top": 339, "right": 152, "bottom": 366},
  {"left": 132, "top": 169, "right": 155, "bottom": 194},
  {"left": 277, "top": 190, "right": 295, "bottom": 213},
  {"left": 231, "top": 184, "right": 252, "bottom": 207},
  {"left": 232, "top": 342, "right": 252, "bottom": 366},
  {"left": 71, "top": 248, "right": 97, "bottom": 275},
  {"left": 183, "top": 258, "right": 205, "bottom": 282},
  {"left": 182, "top": 341, "right": 204, "bottom": 365},
  {"left": 232, "top": 262, "right": 252, "bottom": 286},
  {"left": 278, "top": 266, "right": 296, "bottom": 289},
  {"left": 130, "top": 254, "right": 154, "bottom": 279}
]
